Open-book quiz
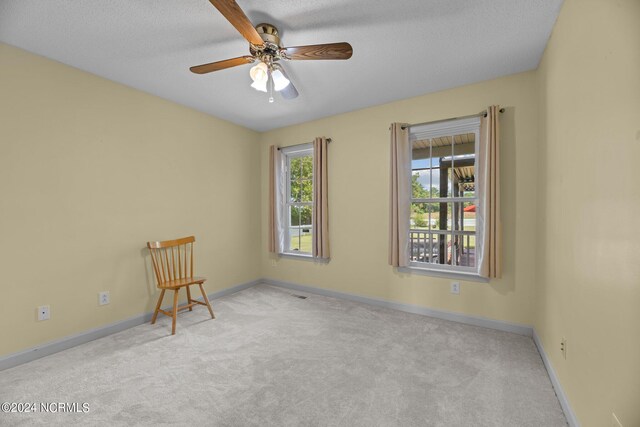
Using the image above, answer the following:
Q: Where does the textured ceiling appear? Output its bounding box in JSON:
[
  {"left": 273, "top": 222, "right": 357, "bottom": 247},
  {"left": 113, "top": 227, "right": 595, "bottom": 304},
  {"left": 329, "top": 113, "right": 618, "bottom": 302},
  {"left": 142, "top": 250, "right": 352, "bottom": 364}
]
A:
[{"left": 0, "top": 0, "right": 563, "bottom": 131}]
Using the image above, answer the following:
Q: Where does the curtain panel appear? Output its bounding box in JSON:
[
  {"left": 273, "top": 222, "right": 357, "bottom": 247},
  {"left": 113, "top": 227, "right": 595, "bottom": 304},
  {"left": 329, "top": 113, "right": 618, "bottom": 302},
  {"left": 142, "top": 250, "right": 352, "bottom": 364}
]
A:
[
  {"left": 312, "top": 137, "right": 330, "bottom": 258},
  {"left": 268, "top": 145, "right": 278, "bottom": 253},
  {"left": 477, "top": 106, "right": 502, "bottom": 278},
  {"left": 388, "top": 123, "right": 411, "bottom": 267},
  {"left": 268, "top": 145, "right": 285, "bottom": 253}
]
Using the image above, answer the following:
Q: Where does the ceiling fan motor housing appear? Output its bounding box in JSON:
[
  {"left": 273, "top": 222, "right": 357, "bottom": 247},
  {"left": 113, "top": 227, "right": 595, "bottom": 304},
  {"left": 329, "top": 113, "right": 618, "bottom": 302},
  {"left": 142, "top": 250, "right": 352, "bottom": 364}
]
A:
[
  {"left": 250, "top": 23, "right": 282, "bottom": 59},
  {"left": 255, "top": 23, "right": 281, "bottom": 46}
]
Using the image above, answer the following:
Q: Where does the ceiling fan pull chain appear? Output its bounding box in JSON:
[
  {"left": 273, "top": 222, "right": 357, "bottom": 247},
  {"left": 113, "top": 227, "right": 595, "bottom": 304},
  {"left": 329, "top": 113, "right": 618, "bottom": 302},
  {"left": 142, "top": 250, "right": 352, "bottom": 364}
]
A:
[{"left": 268, "top": 72, "right": 275, "bottom": 103}]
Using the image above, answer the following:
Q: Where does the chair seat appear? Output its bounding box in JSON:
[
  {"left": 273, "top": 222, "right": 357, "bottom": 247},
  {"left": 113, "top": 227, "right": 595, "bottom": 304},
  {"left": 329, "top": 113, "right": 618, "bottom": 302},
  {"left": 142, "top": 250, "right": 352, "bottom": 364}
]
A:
[{"left": 158, "top": 276, "right": 206, "bottom": 289}]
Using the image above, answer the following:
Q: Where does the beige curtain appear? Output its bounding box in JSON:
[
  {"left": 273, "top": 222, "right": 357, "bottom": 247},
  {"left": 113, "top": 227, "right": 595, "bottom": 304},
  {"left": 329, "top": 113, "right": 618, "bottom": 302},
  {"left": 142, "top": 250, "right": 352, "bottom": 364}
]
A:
[
  {"left": 478, "top": 106, "right": 502, "bottom": 278},
  {"left": 312, "top": 137, "right": 330, "bottom": 258},
  {"left": 388, "top": 123, "right": 411, "bottom": 267},
  {"left": 268, "top": 145, "right": 277, "bottom": 253}
]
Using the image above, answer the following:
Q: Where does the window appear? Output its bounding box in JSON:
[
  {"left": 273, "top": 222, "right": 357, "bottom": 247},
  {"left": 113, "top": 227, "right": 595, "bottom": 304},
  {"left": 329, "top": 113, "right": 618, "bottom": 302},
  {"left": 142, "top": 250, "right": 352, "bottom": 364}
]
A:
[
  {"left": 282, "top": 144, "right": 313, "bottom": 255},
  {"left": 409, "top": 117, "right": 481, "bottom": 274}
]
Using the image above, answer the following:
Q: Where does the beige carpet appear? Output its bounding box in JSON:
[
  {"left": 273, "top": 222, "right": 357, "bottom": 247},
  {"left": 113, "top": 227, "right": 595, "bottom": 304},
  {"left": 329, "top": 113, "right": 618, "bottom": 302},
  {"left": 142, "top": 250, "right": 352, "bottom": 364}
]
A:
[{"left": 0, "top": 284, "right": 567, "bottom": 426}]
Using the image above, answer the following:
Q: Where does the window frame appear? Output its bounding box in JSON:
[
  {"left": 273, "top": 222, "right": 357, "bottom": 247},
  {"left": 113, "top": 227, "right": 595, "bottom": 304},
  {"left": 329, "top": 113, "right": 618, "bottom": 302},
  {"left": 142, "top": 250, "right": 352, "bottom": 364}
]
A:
[
  {"left": 407, "top": 116, "right": 483, "bottom": 278},
  {"left": 280, "top": 143, "right": 314, "bottom": 257}
]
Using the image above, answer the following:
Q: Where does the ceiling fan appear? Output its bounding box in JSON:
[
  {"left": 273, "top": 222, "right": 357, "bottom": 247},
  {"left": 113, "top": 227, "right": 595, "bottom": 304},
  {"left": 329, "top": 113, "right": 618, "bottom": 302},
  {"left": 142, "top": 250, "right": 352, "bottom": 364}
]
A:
[{"left": 190, "top": 0, "right": 353, "bottom": 102}]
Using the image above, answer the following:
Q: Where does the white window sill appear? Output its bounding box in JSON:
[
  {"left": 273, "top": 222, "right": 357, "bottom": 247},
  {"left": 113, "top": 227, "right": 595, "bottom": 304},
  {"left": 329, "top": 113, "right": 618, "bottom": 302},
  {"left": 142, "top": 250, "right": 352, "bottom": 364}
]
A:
[
  {"left": 398, "top": 265, "right": 488, "bottom": 283},
  {"left": 278, "top": 252, "right": 330, "bottom": 263}
]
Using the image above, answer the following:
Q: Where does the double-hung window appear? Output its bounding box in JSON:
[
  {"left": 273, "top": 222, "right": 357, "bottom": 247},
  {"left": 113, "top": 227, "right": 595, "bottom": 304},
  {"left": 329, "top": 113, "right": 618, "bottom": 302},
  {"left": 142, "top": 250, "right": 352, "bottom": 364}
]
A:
[
  {"left": 408, "top": 117, "right": 482, "bottom": 274},
  {"left": 281, "top": 144, "right": 313, "bottom": 255}
]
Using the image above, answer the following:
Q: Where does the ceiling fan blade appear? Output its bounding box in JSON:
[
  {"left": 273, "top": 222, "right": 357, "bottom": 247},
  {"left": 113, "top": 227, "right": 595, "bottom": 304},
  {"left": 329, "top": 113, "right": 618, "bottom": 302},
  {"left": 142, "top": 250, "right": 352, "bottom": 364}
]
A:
[
  {"left": 280, "top": 80, "right": 299, "bottom": 100},
  {"left": 282, "top": 42, "right": 353, "bottom": 60},
  {"left": 190, "top": 56, "right": 255, "bottom": 74},
  {"left": 275, "top": 65, "right": 298, "bottom": 100},
  {"left": 208, "top": 0, "right": 264, "bottom": 46}
]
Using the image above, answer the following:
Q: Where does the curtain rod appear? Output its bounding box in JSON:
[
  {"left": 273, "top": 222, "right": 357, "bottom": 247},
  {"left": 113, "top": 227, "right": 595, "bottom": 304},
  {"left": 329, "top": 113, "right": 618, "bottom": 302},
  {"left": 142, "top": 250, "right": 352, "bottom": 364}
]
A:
[
  {"left": 277, "top": 138, "right": 332, "bottom": 150},
  {"left": 400, "top": 108, "right": 505, "bottom": 130}
]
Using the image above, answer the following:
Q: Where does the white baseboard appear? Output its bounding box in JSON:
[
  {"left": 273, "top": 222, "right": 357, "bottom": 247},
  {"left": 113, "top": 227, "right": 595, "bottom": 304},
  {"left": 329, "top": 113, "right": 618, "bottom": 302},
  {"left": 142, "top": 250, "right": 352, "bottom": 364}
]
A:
[
  {"left": 533, "top": 329, "right": 580, "bottom": 427},
  {"left": 262, "top": 278, "right": 533, "bottom": 336},
  {"left": 0, "top": 279, "right": 261, "bottom": 372}
]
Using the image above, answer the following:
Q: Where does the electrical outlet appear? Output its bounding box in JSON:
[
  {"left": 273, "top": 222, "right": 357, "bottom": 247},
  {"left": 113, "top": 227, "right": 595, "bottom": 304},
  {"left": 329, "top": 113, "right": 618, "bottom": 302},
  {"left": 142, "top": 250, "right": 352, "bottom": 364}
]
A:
[
  {"left": 37, "top": 305, "right": 50, "bottom": 321},
  {"left": 450, "top": 282, "right": 460, "bottom": 294},
  {"left": 612, "top": 412, "right": 623, "bottom": 427},
  {"left": 560, "top": 337, "right": 567, "bottom": 359},
  {"left": 271, "top": 259, "right": 277, "bottom": 267},
  {"left": 99, "top": 291, "right": 110, "bottom": 306}
]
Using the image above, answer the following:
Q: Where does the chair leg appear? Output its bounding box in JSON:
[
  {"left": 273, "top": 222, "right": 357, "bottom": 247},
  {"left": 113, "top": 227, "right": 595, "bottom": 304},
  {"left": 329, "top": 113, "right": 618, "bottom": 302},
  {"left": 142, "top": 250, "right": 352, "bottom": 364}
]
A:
[
  {"left": 151, "top": 289, "right": 165, "bottom": 325},
  {"left": 199, "top": 283, "right": 215, "bottom": 319},
  {"left": 171, "top": 289, "right": 179, "bottom": 335},
  {"left": 186, "top": 285, "right": 193, "bottom": 311}
]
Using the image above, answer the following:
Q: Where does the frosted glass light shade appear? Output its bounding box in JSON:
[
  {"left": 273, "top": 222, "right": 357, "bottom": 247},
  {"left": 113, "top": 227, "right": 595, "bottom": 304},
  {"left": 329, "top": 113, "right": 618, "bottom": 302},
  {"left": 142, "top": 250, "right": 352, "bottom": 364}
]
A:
[
  {"left": 249, "top": 62, "right": 268, "bottom": 83},
  {"left": 271, "top": 69, "right": 290, "bottom": 91},
  {"left": 250, "top": 79, "right": 267, "bottom": 92}
]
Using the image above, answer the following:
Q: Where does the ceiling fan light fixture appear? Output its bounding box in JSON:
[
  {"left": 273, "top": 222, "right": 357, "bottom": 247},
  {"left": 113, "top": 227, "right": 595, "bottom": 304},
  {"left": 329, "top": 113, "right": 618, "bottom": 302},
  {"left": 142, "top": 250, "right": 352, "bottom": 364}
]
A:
[
  {"left": 271, "top": 69, "right": 290, "bottom": 91},
  {"left": 249, "top": 61, "right": 268, "bottom": 83},
  {"left": 250, "top": 79, "right": 268, "bottom": 92}
]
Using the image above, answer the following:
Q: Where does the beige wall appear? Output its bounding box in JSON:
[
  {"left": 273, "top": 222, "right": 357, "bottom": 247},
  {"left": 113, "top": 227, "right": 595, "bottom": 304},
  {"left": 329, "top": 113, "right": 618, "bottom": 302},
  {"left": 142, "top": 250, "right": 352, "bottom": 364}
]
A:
[
  {"left": 535, "top": 0, "right": 640, "bottom": 426},
  {"left": 3, "top": 1, "right": 640, "bottom": 422},
  {"left": 0, "top": 43, "right": 261, "bottom": 356},
  {"left": 259, "top": 71, "right": 540, "bottom": 326}
]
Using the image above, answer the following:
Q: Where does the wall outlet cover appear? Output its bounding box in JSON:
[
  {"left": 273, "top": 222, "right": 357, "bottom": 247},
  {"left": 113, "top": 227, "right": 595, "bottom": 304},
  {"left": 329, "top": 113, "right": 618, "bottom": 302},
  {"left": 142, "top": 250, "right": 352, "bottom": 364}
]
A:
[
  {"left": 99, "top": 291, "right": 110, "bottom": 306},
  {"left": 37, "top": 305, "right": 50, "bottom": 321},
  {"left": 450, "top": 282, "right": 460, "bottom": 294}
]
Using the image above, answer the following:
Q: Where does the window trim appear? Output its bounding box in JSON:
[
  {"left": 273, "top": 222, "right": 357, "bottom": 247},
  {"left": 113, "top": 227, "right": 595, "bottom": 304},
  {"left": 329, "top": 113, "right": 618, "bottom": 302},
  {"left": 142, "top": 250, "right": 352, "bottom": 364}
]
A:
[
  {"left": 407, "top": 116, "right": 482, "bottom": 277},
  {"left": 399, "top": 265, "right": 489, "bottom": 283},
  {"left": 280, "top": 143, "right": 314, "bottom": 257}
]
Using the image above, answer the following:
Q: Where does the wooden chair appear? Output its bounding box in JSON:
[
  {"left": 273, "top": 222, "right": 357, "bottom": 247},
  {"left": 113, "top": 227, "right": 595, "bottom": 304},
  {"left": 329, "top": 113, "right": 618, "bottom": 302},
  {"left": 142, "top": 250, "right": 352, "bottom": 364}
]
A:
[{"left": 147, "top": 236, "right": 214, "bottom": 335}]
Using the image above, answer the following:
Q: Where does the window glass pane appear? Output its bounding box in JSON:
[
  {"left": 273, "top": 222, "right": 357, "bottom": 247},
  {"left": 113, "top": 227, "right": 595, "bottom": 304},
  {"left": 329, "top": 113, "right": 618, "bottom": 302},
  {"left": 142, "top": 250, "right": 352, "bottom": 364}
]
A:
[
  {"left": 299, "top": 227, "right": 312, "bottom": 253},
  {"left": 288, "top": 207, "right": 312, "bottom": 253},
  {"left": 299, "top": 205, "right": 312, "bottom": 227},
  {"left": 411, "top": 171, "right": 430, "bottom": 199},
  {"left": 289, "top": 230, "right": 301, "bottom": 252},
  {"left": 462, "top": 203, "right": 476, "bottom": 231},
  {"left": 300, "top": 155, "right": 313, "bottom": 180},
  {"left": 290, "top": 206, "right": 301, "bottom": 228},
  {"left": 411, "top": 139, "right": 441, "bottom": 200},
  {"left": 434, "top": 202, "right": 449, "bottom": 231},
  {"left": 434, "top": 234, "right": 447, "bottom": 265},
  {"left": 445, "top": 233, "right": 454, "bottom": 265},
  {"left": 411, "top": 158, "right": 430, "bottom": 169},
  {"left": 289, "top": 206, "right": 301, "bottom": 252},
  {"left": 449, "top": 133, "right": 476, "bottom": 199},
  {"left": 430, "top": 159, "right": 441, "bottom": 198},
  {"left": 290, "top": 157, "right": 301, "bottom": 181},
  {"left": 300, "top": 179, "right": 312, "bottom": 202},
  {"left": 411, "top": 203, "right": 428, "bottom": 229},
  {"left": 457, "top": 156, "right": 476, "bottom": 199},
  {"left": 290, "top": 180, "right": 301, "bottom": 202},
  {"left": 448, "top": 202, "right": 457, "bottom": 231},
  {"left": 459, "top": 233, "right": 476, "bottom": 268},
  {"left": 409, "top": 229, "right": 437, "bottom": 263},
  {"left": 426, "top": 203, "right": 438, "bottom": 230},
  {"left": 460, "top": 180, "right": 475, "bottom": 199}
]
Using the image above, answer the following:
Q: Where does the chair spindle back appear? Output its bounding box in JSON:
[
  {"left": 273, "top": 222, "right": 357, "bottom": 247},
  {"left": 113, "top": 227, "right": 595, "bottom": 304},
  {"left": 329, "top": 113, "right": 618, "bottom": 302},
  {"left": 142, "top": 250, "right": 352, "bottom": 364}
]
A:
[{"left": 147, "top": 236, "right": 196, "bottom": 286}]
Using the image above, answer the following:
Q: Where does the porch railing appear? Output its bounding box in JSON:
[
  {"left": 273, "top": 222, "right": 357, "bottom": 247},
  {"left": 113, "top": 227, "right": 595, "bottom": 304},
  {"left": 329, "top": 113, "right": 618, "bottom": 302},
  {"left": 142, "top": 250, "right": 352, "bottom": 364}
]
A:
[{"left": 409, "top": 229, "right": 475, "bottom": 267}]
